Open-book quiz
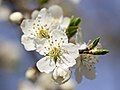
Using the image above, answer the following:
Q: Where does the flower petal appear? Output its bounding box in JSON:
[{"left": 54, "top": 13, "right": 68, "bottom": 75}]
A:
[
  {"left": 36, "top": 8, "right": 52, "bottom": 27},
  {"left": 31, "top": 10, "right": 39, "bottom": 19},
  {"left": 82, "top": 66, "right": 96, "bottom": 80},
  {"left": 74, "top": 56, "right": 81, "bottom": 68},
  {"left": 21, "top": 35, "right": 36, "bottom": 51},
  {"left": 61, "top": 17, "right": 70, "bottom": 29},
  {"left": 56, "top": 59, "right": 68, "bottom": 69},
  {"left": 36, "top": 8, "right": 47, "bottom": 19},
  {"left": 78, "top": 43, "right": 87, "bottom": 50},
  {"left": 62, "top": 43, "right": 79, "bottom": 59},
  {"left": 36, "top": 56, "right": 55, "bottom": 73},
  {"left": 50, "top": 30, "right": 68, "bottom": 45},
  {"left": 48, "top": 5, "right": 63, "bottom": 19},
  {"left": 37, "top": 39, "right": 51, "bottom": 55},
  {"left": 75, "top": 68, "right": 83, "bottom": 83},
  {"left": 75, "top": 30, "right": 83, "bottom": 45},
  {"left": 61, "top": 53, "right": 76, "bottom": 68},
  {"left": 20, "top": 19, "right": 34, "bottom": 35}
]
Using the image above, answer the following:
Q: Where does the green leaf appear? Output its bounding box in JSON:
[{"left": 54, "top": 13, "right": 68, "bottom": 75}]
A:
[
  {"left": 66, "top": 16, "right": 81, "bottom": 38},
  {"left": 88, "top": 37, "right": 100, "bottom": 50},
  {"left": 69, "top": 16, "right": 81, "bottom": 26},
  {"left": 74, "top": 18, "right": 81, "bottom": 26},
  {"left": 66, "top": 26, "right": 78, "bottom": 38}
]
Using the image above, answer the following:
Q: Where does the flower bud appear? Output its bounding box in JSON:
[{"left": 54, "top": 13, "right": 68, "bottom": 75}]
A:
[
  {"left": 25, "top": 66, "right": 40, "bottom": 82},
  {"left": 90, "top": 49, "right": 109, "bottom": 55},
  {"left": 52, "top": 67, "right": 71, "bottom": 84},
  {"left": 9, "top": 12, "right": 23, "bottom": 24},
  {"left": 88, "top": 37, "right": 100, "bottom": 50}
]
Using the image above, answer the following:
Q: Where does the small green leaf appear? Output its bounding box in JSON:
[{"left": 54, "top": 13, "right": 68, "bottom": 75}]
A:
[
  {"left": 74, "top": 18, "right": 81, "bottom": 26},
  {"left": 69, "top": 16, "right": 81, "bottom": 26},
  {"left": 69, "top": 16, "right": 75, "bottom": 26},
  {"left": 66, "top": 26, "right": 78, "bottom": 38},
  {"left": 66, "top": 16, "right": 81, "bottom": 38},
  {"left": 88, "top": 37, "right": 100, "bottom": 50}
]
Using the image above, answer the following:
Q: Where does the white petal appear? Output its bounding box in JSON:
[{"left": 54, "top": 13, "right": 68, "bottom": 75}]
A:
[
  {"left": 82, "top": 66, "right": 96, "bottom": 80},
  {"left": 79, "top": 43, "right": 87, "bottom": 50},
  {"left": 36, "top": 56, "right": 56, "bottom": 73},
  {"left": 20, "top": 19, "right": 34, "bottom": 35},
  {"left": 34, "top": 38, "right": 49, "bottom": 54},
  {"left": 61, "top": 53, "right": 76, "bottom": 68},
  {"left": 37, "top": 8, "right": 47, "bottom": 19},
  {"left": 61, "top": 17, "right": 70, "bottom": 29},
  {"left": 56, "top": 59, "right": 68, "bottom": 69},
  {"left": 75, "top": 68, "right": 83, "bottom": 83},
  {"left": 74, "top": 56, "right": 81, "bottom": 68},
  {"left": 35, "top": 9, "right": 53, "bottom": 29},
  {"left": 62, "top": 43, "right": 79, "bottom": 59},
  {"left": 75, "top": 30, "right": 83, "bottom": 45},
  {"left": 31, "top": 10, "right": 39, "bottom": 19},
  {"left": 37, "top": 39, "right": 51, "bottom": 55},
  {"left": 52, "top": 67, "right": 71, "bottom": 84},
  {"left": 48, "top": 5, "right": 63, "bottom": 19},
  {"left": 51, "top": 30, "right": 68, "bottom": 45},
  {"left": 34, "top": 38, "right": 46, "bottom": 47},
  {"left": 21, "top": 35, "right": 36, "bottom": 51}
]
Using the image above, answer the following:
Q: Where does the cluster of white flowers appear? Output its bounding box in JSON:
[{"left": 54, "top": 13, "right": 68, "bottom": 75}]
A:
[
  {"left": 75, "top": 43, "right": 98, "bottom": 83},
  {"left": 21, "top": 5, "right": 107, "bottom": 84}
]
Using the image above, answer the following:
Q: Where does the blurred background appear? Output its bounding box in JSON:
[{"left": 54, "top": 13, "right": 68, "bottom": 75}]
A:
[{"left": 0, "top": 0, "right": 120, "bottom": 90}]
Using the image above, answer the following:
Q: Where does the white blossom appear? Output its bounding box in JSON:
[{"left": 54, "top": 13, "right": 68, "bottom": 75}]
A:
[
  {"left": 36, "top": 30, "right": 79, "bottom": 73},
  {"left": 21, "top": 5, "right": 70, "bottom": 51},
  {"left": 75, "top": 43, "right": 98, "bottom": 83}
]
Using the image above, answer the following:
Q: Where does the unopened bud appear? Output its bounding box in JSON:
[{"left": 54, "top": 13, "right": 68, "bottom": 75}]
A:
[
  {"left": 9, "top": 12, "right": 23, "bottom": 24},
  {"left": 52, "top": 67, "right": 71, "bottom": 84},
  {"left": 90, "top": 49, "right": 109, "bottom": 55},
  {"left": 25, "top": 66, "right": 40, "bottom": 82},
  {"left": 88, "top": 37, "right": 100, "bottom": 50}
]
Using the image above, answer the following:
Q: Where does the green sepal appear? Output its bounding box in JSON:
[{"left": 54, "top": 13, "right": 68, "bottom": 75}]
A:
[{"left": 88, "top": 37, "right": 100, "bottom": 50}]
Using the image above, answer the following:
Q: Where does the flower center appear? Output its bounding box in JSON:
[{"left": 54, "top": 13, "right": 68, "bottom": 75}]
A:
[
  {"left": 37, "top": 29, "right": 50, "bottom": 39},
  {"left": 48, "top": 47, "right": 61, "bottom": 62}
]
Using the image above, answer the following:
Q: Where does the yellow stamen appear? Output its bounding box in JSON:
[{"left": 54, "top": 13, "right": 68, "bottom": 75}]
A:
[
  {"left": 48, "top": 47, "right": 61, "bottom": 62},
  {"left": 37, "top": 29, "right": 50, "bottom": 39}
]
